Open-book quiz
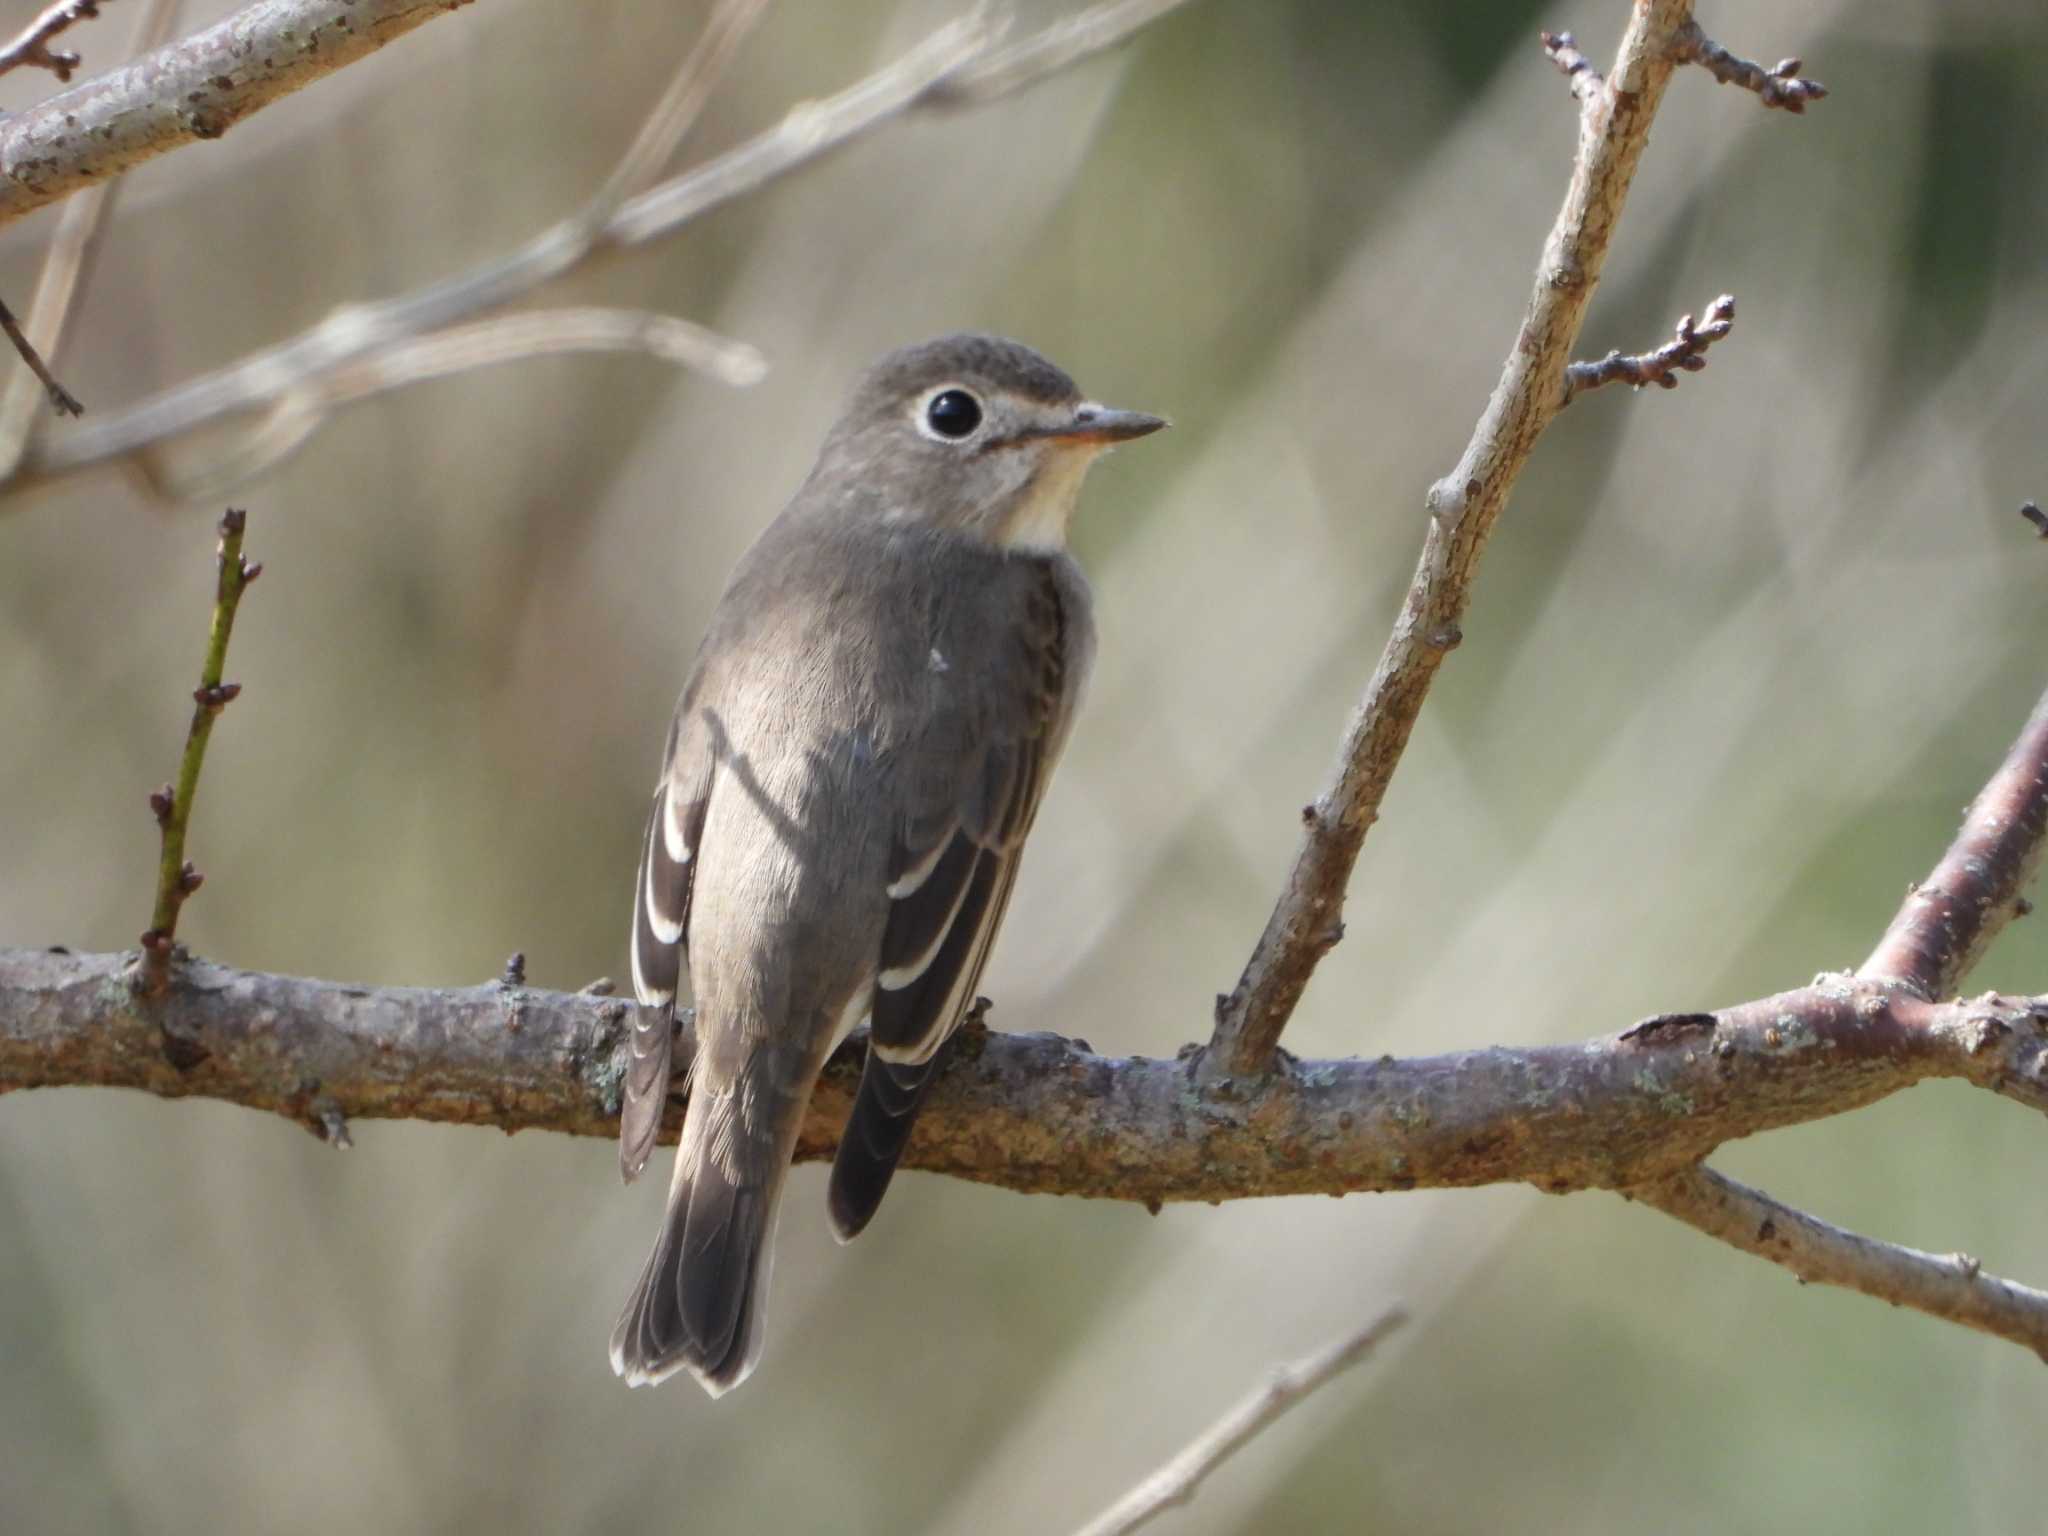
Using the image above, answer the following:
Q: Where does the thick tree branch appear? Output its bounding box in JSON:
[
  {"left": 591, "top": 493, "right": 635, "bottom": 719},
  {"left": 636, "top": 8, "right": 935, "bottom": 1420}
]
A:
[
  {"left": 1633, "top": 1167, "right": 2048, "bottom": 1360},
  {"left": 6, "top": 949, "right": 2044, "bottom": 1206},
  {"left": 0, "top": 0, "right": 1197, "bottom": 504},
  {"left": 1209, "top": 3, "right": 1709, "bottom": 1078},
  {"left": 0, "top": 1, "right": 476, "bottom": 228},
  {"left": 1072, "top": 1308, "right": 1408, "bottom": 1536}
]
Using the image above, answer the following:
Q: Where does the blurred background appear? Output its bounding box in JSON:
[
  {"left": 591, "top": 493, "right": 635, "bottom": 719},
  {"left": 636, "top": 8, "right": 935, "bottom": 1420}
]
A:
[{"left": 2, "top": 0, "right": 2045, "bottom": 1529}]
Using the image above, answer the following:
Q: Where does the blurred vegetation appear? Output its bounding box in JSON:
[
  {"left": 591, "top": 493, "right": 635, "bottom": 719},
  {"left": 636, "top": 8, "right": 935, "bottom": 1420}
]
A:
[{"left": 2, "top": 0, "right": 2045, "bottom": 1531}]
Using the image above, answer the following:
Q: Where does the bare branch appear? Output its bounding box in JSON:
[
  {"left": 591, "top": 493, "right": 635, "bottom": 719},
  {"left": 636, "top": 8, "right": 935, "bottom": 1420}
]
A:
[
  {"left": 1209, "top": 3, "right": 1705, "bottom": 1078},
  {"left": 0, "top": 2, "right": 480, "bottom": 229},
  {"left": 0, "top": 0, "right": 1198, "bottom": 504},
  {"left": 1539, "top": 29, "right": 1601, "bottom": 106},
  {"left": 1563, "top": 294, "right": 1736, "bottom": 401},
  {"left": 9, "top": 946, "right": 2047, "bottom": 1206},
  {"left": 0, "top": 0, "right": 184, "bottom": 463},
  {"left": 138, "top": 509, "right": 260, "bottom": 993},
  {"left": 0, "top": 0, "right": 117, "bottom": 83},
  {"left": 1672, "top": 21, "right": 1829, "bottom": 113},
  {"left": 1861, "top": 688, "right": 2048, "bottom": 999},
  {"left": 1633, "top": 1167, "right": 2048, "bottom": 1360},
  {"left": 1072, "top": 1309, "right": 1408, "bottom": 1536},
  {"left": 0, "top": 295, "right": 82, "bottom": 416}
]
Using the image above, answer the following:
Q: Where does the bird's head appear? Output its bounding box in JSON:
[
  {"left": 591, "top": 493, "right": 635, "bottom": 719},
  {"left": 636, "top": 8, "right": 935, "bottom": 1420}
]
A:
[{"left": 813, "top": 332, "right": 1166, "bottom": 551}]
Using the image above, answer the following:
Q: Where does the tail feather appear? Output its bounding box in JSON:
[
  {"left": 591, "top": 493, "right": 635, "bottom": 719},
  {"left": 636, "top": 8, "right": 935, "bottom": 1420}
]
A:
[
  {"left": 826, "top": 1049, "right": 943, "bottom": 1243},
  {"left": 611, "top": 1104, "right": 783, "bottom": 1396}
]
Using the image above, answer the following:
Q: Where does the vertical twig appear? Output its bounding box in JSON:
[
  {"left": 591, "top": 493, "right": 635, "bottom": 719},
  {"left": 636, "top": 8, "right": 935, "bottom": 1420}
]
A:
[
  {"left": 1206, "top": 2, "right": 1702, "bottom": 1078},
  {"left": 139, "top": 508, "right": 260, "bottom": 993}
]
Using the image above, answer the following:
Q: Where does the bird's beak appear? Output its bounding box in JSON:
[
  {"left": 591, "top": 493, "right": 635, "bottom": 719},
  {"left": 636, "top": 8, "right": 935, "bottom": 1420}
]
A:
[{"left": 1045, "top": 402, "right": 1169, "bottom": 446}]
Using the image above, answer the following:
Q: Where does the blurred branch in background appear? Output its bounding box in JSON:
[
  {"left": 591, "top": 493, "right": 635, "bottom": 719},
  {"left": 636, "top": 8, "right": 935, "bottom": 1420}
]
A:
[
  {"left": 1206, "top": 3, "right": 1818, "bottom": 1079},
  {"left": 1072, "top": 1308, "right": 1409, "bottom": 1536},
  {"left": 0, "top": 0, "right": 1198, "bottom": 505},
  {"left": 136, "top": 508, "right": 260, "bottom": 996},
  {"left": 173, "top": 308, "right": 768, "bottom": 500}
]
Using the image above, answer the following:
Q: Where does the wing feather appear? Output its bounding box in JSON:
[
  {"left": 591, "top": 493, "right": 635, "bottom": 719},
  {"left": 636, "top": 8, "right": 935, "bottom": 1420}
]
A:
[{"left": 620, "top": 717, "right": 713, "bottom": 1184}]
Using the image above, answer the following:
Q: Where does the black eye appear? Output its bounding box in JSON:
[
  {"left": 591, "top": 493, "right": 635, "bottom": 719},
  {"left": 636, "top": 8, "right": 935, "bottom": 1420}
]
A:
[{"left": 925, "top": 388, "right": 983, "bottom": 439}]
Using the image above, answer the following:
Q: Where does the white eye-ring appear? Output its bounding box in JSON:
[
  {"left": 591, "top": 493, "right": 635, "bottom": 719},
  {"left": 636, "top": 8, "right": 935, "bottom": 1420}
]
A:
[{"left": 916, "top": 385, "right": 985, "bottom": 443}]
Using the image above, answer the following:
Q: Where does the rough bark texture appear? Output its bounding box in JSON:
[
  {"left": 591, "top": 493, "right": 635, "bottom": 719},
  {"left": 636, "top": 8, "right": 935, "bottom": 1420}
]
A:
[
  {"left": 0, "top": 0, "right": 475, "bottom": 229},
  {"left": 1862, "top": 690, "right": 2048, "bottom": 999},
  {"left": 5, "top": 948, "right": 2044, "bottom": 1206}
]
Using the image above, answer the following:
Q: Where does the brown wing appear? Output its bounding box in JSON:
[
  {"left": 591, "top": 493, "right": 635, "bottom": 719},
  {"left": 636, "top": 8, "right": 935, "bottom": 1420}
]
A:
[
  {"left": 827, "top": 560, "right": 1082, "bottom": 1242},
  {"left": 619, "top": 708, "right": 712, "bottom": 1184},
  {"left": 868, "top": 566, "right": 1069, "bottom": 1063}
]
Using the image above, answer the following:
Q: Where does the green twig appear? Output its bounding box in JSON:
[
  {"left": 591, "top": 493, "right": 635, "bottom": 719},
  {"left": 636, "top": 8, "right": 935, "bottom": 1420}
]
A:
[{"left": 139, "top": 507, "right": 259, "bottom": 992}]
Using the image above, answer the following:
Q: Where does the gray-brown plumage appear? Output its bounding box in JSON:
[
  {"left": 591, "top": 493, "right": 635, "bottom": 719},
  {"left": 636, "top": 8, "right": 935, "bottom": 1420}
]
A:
[{"left": 612, "top": 334, "right": 1165, "bottom": 1394}]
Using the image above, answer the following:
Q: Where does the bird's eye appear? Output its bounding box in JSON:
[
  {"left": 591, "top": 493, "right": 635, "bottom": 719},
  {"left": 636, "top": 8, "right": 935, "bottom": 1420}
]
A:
[{"left": 924, "top": 388, "right": 983, "bottom": 440}]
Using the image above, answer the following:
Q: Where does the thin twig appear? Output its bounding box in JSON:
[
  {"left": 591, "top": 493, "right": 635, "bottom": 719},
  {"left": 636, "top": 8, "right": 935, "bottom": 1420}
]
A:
[
  {"left": 1563, "top": 294, "right": 1736, "bottom": 401},
  {"left": 0, "top": 295, "right": 82, "bottom": 416},
  {"left": 1671, "top": 21, "right": 1828, "bottom": 113},
  {"left": 1207, "top": 3, "right": 1712, "bottom": 1079},
  {"left": 0, "top": 0, "right": 1199, "bottom": 504},
  {"left": 0, "top": 0, "right": 184, "bottom": 471},
  {"left": 1633, "top": 1167, "right": 2048, "bottom": 1360},
  {"left": 1071, "top": 1309, "right": 1408, "bottom": 1536},
  {"left": 138, "top": 508, "right": 260, "bottom": 994},
  {"left": 1861, "top": 688, "right": 2048, "bottom": 999},
  {"left": 1539, "top": 29, "right": 1602, "bottom": 105},
  {"left": 0, "top": 0, "right": 117, "bottom": 82}
]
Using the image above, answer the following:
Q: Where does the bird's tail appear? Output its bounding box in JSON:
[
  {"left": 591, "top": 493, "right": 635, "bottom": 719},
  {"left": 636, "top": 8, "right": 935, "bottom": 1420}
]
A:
[
  {"left": 610, "top": 1054, "right": 806, "bottom": 1395},
  {"left": 826, "top": 1049, "right": 944, "bottom": 1243}
]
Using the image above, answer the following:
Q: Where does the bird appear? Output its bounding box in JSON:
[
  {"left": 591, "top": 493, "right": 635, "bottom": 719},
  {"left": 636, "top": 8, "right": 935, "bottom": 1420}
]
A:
[{"left": 610, "top": 333, "right": 1166, "bottom": 1394}]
